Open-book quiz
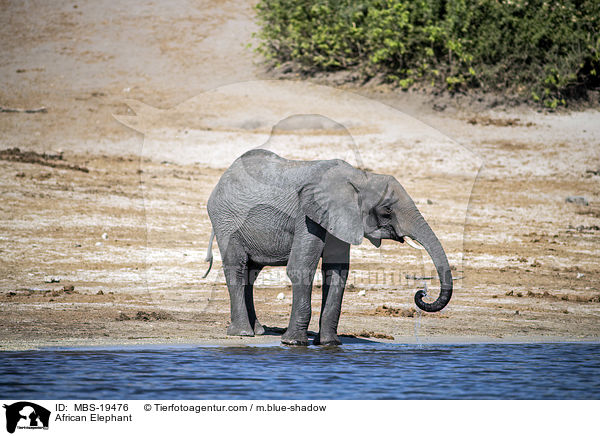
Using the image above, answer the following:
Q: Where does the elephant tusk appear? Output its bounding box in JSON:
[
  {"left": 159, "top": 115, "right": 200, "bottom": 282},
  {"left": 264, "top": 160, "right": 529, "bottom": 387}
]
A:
[{"left": 405, "top": 236, "right": 425, "bottom": 250}]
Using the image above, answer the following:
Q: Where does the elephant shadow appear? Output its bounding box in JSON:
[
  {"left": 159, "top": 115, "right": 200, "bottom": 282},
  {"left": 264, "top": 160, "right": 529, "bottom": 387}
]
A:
[{"left": 262, "top": 326, "right": 382, "bottom": 345}]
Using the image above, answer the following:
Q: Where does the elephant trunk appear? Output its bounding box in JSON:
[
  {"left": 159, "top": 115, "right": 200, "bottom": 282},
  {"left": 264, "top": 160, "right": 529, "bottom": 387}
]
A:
[{"left": 399, "top": 210, "right": 453, "bottom": 312}]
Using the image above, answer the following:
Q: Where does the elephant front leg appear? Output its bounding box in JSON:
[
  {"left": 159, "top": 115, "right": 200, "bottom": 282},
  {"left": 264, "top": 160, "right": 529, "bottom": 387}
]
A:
[
  {"left": 282, "top": 269, "right": 315, "bottom": 346},
  {"left": 281, "top": 218, "right": 325, "bottom": 346},
  {"left": 315, "top": 235, "right": 350, "bottom": 346}
]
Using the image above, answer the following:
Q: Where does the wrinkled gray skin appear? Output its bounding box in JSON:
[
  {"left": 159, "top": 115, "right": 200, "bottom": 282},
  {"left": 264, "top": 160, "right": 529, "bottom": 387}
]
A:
[{"left": 206, "top": 149, "right": 452, "bottom": 346}]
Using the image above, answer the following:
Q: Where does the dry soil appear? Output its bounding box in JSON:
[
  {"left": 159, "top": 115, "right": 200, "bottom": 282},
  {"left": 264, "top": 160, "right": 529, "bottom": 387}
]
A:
[{"left": 1, "top": 0, "right": 599, "bottom": 350}]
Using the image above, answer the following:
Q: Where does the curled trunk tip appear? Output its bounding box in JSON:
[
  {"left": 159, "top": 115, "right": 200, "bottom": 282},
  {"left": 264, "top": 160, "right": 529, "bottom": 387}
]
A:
[{"left": 414, "top": 286, "right": 452, "bottom": 312}]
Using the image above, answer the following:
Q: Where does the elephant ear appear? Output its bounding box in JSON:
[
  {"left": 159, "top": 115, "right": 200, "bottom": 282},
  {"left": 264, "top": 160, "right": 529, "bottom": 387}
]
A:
[{"left": 299, "top": 178, "right": 364, "bottom": 245}]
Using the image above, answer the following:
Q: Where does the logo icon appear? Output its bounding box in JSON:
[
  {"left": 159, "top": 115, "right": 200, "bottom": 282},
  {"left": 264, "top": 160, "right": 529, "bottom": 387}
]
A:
[{"left": 3, "top": 402, "right": 50, "bottom": 434}]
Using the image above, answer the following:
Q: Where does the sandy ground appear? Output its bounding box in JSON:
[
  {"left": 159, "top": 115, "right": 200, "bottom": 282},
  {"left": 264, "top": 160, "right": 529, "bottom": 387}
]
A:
[{"left": 1, "top": 0, "right": 599, "bottom": 350}]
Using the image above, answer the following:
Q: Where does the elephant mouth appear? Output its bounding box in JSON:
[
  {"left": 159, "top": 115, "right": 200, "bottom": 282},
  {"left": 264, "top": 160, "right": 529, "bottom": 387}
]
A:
[
  {"left": 366, "top": 234, "right": 381, "bottom": 247},
  {"left": 365, "top": 225, "right": 407, "bottom": 247},
  {"left": 366, "top": 232, "right": 423, "bottom": 250}
]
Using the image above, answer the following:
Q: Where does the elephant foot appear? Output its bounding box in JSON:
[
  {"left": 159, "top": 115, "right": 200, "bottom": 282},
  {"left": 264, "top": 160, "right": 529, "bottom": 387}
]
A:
[
  {"left": 227, "top": 322, "right": 255, "bottom": 337},
  {"left": 281, "top": 329, "right": 308, "bottom": 346},
  {"left": 253, "top": 320, "right": 265, "bottom": 336},
  {"left": 314, "top": 333, "right": 342, "bottom": 346}
]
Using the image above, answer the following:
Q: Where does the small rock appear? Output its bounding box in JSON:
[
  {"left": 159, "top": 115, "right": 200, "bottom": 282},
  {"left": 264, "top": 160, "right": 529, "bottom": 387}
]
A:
[
  {"left": 95, "top": 242, "right": 102, "bottom": 246},
  {"left": 354, "top": 330, "right": 394, "bottom": 340},
  {"left": 276, "top": 292, "right": 285, "bottom": 300},
  {"left": 373, "top": 305, "right": 416, "bottom": 317},
  {"left": 61, "top": 285, "right": 75, "bottom": 293},
  {"left": 101, "top": 232, "right": 108, "bottom": 240},
  {"left": 44, "top": 276, "right": 60, "bottom": 283},
  {"left": 135, "top": 311, "right": 152, "bottom": 321},
  {"left": 357, "top": 290, "right": 366, "bottom": 296},
  {"left": 565, "top": 196, "right": 589, "bottom": 206},
  {"left": 134, "top": 310, "right": 172, "bottom": 321},
  {"left": 576, "top": 272, "right": 585, "bottom": 279},
  {"left": 427, "top": 199, "right": 433, "bottom": 205}
]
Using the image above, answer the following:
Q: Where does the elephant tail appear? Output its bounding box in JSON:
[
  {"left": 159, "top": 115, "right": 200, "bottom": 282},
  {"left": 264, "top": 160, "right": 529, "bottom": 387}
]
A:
[{"left": 202, "top": 229, "right": 214, "bottom": 278}]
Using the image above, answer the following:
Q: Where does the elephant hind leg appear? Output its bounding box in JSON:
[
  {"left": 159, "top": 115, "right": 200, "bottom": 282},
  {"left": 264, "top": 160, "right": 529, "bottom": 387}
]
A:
[
  {"left": 246, "top": 261, "right": 265, "bottom": 335},
  {"left": 222, "top": 237, "right": 254, "bottom": 337}
]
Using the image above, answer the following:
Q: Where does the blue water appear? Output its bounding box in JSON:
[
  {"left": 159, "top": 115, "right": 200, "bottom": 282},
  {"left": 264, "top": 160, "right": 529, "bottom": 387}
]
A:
[{"left": 1, "top": 342, "right": 599, "bottom": 399}]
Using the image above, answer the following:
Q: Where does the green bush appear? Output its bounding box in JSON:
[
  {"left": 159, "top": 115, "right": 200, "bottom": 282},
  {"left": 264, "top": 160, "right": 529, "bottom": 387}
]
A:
[{"left": 254, "top": 0, "right": 600, "bottom": 106}]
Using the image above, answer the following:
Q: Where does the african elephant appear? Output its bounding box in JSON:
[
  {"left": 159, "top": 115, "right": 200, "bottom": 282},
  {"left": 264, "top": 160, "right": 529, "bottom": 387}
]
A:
[{"left": 203, "top": 149, "right": 452, "bottom": 346}]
